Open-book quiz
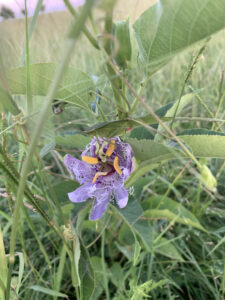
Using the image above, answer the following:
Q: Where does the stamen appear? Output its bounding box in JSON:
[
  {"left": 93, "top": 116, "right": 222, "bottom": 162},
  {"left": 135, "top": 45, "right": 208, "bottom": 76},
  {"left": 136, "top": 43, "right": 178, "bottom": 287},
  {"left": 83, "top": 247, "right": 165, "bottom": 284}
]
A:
[
  {"left": 106, "top": 139, "right": 115, "bottom": 157},
  {"left": 82, "top": 155, "right": 98, "bottom": 164},
  {"left": 92, "top": 171, "right": 108, "bottom": 183},
  {"left": 113, "top": 156, "right": 122, "bottom": 175}
]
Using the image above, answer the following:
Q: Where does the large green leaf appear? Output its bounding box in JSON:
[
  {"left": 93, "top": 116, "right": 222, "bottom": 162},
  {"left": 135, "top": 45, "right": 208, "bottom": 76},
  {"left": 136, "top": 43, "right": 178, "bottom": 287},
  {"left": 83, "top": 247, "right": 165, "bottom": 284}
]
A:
[
  {"left": 125, "top": 138, "right": 183, "bottom": 163},
  {"left": 113, "top": 19, "right": 132, "bottom": 69},
  {"left": 133, "top": 0, "right": 225, "bottom": 73},
  {"left": 179, "top": 129, "right": 225, "bottom": 158},
  {"left": 56, "top": 133, "right": 91, "bottom": 149},
  {"left": 3, "top": 63, "right": 94, "bottom": 110},
  {"left": 142, "top": 196, "right": 205, "bottom": 231},
  {"left": 85, "top": 116, "right": 171, "bottom": 138}
]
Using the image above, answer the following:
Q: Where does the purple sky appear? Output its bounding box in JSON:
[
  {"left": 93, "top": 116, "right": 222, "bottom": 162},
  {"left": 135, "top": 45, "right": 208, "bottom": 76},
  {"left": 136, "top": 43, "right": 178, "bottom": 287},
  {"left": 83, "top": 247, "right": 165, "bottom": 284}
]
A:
[{"left": 0, "top": 0, "right": 85, "bottom": 20}]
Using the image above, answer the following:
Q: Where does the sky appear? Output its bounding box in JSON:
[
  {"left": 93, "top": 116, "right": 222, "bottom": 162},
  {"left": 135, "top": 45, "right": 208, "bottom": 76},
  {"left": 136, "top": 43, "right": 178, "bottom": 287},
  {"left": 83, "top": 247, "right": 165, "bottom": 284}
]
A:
[{"left": 0, "top": 0, "right": 85, "bottom": 20}]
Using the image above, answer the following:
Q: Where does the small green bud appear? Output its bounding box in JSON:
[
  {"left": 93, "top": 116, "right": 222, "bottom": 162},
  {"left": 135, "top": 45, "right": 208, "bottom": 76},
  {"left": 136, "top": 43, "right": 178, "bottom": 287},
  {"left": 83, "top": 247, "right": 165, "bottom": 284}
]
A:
[
  {"left": 61, "top": 224, "right": 74, "bottom": 241},
  {"left": 200, "top": 165, "right": 217, "bottom": 192}
]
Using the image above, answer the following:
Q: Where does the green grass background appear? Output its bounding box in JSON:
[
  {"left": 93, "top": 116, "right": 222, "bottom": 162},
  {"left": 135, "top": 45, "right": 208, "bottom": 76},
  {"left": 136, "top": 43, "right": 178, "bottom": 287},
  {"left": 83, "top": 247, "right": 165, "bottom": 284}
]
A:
[{"left": 1, "top": 1, "right": 225, "bottom": 299}]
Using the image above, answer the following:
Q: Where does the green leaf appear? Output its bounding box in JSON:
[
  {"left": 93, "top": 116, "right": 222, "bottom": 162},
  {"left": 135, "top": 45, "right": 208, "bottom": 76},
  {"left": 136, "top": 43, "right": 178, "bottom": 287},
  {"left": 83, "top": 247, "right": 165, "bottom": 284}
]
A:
[
  {"left": 0, "top": 84, "right": 20, "bottom": 115},
  {"left": 154, "top": 237, "right": 183, "bottom": 261},
  {"left": 0, "top": 226, "right": 7, "bottom": 300},
  {"left": 125, "top": 138, "right": 182, "bottom": 163},
  {"left": 112, "top": 198, "right": 153, "bottom": 252},
  {"left": 178, "top": 128, "right": 225, "bottom": 137},
  {"left": 155, "top": 94, "right": 194, "bottom": 141},
  {"left": 90, "top": 256, "right": 104, "bottom": 300},
  {"left": 79, "top": 241, "right": 95, "bottom": 300},
  {"left": 28, "top": 285, "right": 68, "bottom": 298},
  {"left": 85, "top": 116, "right": 171, "bottom": 138},
  {"left": 54, "top": 245, "right": 67, "bottom": 296},
  {"left": 125, "top": 138, "right": 183, "bottom": 187},
  {"left": 4, "top": 63, "right": 94, "bottom": 110},
  {"left": 132, "top": 176, "right": 152, "bottom": 201},
  {"left": 110, "top": 263, "right": 124, "bottom": 289},
  {"left": 116, "top": 196, "right": 144, "bottom": 225},
  {"left": 133, "top": 0, "right": 225, "bottom": 73},
  {"left": 72, "top": 228, "right": 81, "bottom": 287},
  {"left": 179, "top": 129, "right": 225, "bottom": 158},
  {"left": 56, "top": 133, "right": 91, "bottom": 149},
  {"left": 126, "top": 163, "right": 158, "bottom": 187},
  {"left": 133, "top": 219, "right": 153, "bottom": 251},
  {"left": 113, "top": 19, "right": 132, "bottom": 69},
  {"left": 142, "top": 196, "right": 205, "bottom": 231},
  {"left": 129, "top": 102, "right": 174, "bottom": 140},
  {"left": 50, "top": 181, "right": 79, "bottom": 203}
]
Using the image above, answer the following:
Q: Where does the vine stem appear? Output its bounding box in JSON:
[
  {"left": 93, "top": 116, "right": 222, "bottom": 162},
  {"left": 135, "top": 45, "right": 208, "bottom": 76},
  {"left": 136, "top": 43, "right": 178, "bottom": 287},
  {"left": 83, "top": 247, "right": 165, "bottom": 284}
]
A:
[{"left": 6, "top": 1, "right": 94, "bottom": 299}]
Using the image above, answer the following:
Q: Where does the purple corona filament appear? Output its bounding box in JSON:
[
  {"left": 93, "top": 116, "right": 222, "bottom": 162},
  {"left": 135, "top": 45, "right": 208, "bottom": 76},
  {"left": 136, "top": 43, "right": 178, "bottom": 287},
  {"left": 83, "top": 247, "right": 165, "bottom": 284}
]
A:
[{"left": 64, "top": 137, "right": 134, "bottom": 220}]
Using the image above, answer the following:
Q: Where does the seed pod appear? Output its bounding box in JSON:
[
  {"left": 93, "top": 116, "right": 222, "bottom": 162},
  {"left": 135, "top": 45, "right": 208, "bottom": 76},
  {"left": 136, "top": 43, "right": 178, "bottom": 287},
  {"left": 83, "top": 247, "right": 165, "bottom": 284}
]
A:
[{"left": 112, "top": 19, "right": 132, "bottom": 69}]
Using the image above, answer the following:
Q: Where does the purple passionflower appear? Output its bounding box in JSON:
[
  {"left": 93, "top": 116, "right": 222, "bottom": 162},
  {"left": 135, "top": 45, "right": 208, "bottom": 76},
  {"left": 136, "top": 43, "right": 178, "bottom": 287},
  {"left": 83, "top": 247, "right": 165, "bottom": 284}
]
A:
[{"left": 64, "top": 137, "right": 135, "bottom": 220}]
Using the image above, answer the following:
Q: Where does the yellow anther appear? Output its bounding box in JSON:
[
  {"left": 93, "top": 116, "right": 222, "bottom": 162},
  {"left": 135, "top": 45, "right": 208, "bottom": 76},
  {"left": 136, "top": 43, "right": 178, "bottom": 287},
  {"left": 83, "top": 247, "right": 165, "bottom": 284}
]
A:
[
  {"left": 113, "top": 156, "right": 122, "bottom": 175},
  {"left": 106, "top": 139, "right": 115, "bottom": 157},
  {"left": 82, "top": 155, "right": 98, "bottom": 164},
  {"left": 92, "top": 172, "right": 108, "bottom": 183}
]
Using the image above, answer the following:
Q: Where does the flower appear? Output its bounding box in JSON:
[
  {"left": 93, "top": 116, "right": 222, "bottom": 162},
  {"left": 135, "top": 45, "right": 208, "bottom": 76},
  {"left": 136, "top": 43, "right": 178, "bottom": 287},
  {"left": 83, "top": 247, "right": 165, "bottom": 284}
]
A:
[{"left": 64, "top": 137, "right": 134, "bottom": 220}]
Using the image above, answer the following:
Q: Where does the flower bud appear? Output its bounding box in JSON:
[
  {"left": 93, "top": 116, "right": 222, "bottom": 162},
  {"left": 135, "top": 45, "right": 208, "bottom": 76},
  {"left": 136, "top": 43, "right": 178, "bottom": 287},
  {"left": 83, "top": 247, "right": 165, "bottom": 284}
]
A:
[{"left": 200, "top": 165, "right": 217, "bottom": 192}]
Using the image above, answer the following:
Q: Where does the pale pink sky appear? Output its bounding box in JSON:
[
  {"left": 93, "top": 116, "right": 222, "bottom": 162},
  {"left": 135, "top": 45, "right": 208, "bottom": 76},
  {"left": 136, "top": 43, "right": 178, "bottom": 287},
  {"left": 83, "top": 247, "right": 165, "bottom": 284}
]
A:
[{"left": 0, "top": 0, "right": 85, "bottom": 19}]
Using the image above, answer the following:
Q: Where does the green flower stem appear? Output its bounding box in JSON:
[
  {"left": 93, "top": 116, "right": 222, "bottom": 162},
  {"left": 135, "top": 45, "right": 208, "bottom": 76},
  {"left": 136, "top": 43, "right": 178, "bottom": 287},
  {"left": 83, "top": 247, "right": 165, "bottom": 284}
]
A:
[{"left": 6, "top": 1, "right": 94, "bottom": 299}]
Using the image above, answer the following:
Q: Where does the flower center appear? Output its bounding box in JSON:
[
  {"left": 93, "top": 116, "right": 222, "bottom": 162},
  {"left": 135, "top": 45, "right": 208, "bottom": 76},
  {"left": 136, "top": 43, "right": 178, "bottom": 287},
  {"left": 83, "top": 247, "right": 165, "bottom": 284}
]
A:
[{"left": 81, "top": 139, "right": 122, "bottom": 183}]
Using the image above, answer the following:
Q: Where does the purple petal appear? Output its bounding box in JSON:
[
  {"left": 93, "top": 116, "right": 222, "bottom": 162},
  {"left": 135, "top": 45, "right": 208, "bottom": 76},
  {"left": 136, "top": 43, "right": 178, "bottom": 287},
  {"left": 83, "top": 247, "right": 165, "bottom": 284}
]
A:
[
  {"left": 113, "top": 185, "right": 128, "bottom": 208},
  {"left": 64, "top": 154, "right": 96, "bottom": 184},
  {"left": 90, "top": 190, "right": 111, "bottom": 220},
  {"left": 68, "top": 183, "right": 95, "bottom": 203}
]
